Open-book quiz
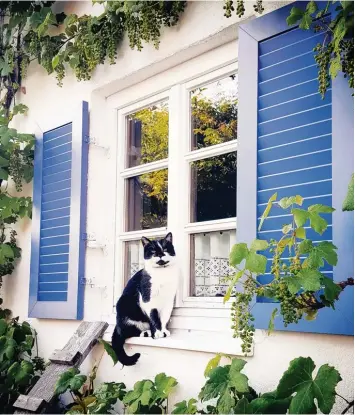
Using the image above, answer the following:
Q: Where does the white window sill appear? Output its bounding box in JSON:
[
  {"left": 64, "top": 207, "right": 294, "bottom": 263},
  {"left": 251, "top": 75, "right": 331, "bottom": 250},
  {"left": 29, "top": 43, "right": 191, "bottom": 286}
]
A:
[{"left": 103, "top": 325, "right": 253, "bottom": 356}]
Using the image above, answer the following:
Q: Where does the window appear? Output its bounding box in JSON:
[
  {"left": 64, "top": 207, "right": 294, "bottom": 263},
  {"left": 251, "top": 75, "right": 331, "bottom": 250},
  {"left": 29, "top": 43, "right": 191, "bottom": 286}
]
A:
[{"left": 115, "top": 62, "right": 238, "bottom": 310}]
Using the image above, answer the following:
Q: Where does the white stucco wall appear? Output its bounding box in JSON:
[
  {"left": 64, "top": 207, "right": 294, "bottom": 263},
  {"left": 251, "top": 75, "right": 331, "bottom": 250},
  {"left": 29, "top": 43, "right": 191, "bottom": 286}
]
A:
[{"left": 3, "top": 1, "right": 353, "bottom": 413}]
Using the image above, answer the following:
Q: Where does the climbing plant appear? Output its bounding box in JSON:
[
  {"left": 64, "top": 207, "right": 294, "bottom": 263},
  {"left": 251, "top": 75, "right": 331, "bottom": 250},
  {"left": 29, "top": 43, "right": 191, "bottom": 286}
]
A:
[
  {"left": 287, "top": 1, "right": 354, "bottom": 98},
  {"left": 224, "top": 194, "right": 354, "bottom": 354}
]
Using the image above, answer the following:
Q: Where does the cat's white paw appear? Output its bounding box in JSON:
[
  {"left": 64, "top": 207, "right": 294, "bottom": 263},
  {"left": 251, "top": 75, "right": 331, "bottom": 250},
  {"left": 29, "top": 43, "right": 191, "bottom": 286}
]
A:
[
  {"left": 162, "top": 329, "right": 170, "bottom": 337},
  {"left": 153, "top": 330, "right": 165, "bottom": 339},
  {"left": 140, "top": 330, "right": 152, "bottom": 338}
]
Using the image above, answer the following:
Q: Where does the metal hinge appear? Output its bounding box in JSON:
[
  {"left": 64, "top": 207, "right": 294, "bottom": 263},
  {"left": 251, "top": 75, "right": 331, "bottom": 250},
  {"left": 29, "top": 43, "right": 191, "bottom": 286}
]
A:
[{"left": 84, "top": 135, "right": 110, "bottom": 156}]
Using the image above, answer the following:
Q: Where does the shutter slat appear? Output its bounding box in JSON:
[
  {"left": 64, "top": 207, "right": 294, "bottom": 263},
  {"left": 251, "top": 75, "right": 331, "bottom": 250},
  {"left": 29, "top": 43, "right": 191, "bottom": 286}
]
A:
[
  {"left": 259, "top": 91, "right": 331, "bottom": 122},
  {"left": 259, "top": 79, "right": 319, "bottom": 109},
  {"left": 39, "top": 273, "right": 68, "bottom": 283},
  {"left": 29, "top": 102, "right": 88, "bottom": 319}
]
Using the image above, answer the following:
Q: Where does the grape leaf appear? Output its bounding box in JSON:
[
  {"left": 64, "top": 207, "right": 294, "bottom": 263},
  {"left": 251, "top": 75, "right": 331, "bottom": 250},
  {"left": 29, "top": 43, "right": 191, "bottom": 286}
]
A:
[
  {"left": 230, "top": 243, "right": 249, "bottom": 267},
  {"left": 99, "top": 339, "right": 118, "bottom": 366},
  {"left": 276, "top": 357, "right": 341, "bottom": 414},
  {"left": 250, "top": 239, "right": 269, "bottom": 251},
  {"left": 292, "top": 208, "right": 309, "bottom": 227},
  {"left": 245, "top": 251, "right": 267, "bottom": 274},
  {"left": 258, "top": 193, "right": 277, "bottom": 231},
  {"left": 172, "top": 399, "right": 198, "bottom": 414},
  {"left": 309, "top": 212, "right": 328, "bottom": 235}
]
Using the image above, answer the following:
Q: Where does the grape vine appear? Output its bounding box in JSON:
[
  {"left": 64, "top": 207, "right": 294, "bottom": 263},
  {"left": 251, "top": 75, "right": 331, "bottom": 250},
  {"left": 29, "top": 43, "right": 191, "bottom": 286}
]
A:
[
  {"left": 287, "top": 1, "right": 354, "bottom": 98},
  {"left": 225, "top": 194, "right": 354, "bottom": 354}
]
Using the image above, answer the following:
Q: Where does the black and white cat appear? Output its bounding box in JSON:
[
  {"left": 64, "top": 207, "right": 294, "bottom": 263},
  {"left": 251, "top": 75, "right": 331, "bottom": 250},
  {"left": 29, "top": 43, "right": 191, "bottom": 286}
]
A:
[{"left": 111, "top": 232, "right": 178, "bottom": 366}]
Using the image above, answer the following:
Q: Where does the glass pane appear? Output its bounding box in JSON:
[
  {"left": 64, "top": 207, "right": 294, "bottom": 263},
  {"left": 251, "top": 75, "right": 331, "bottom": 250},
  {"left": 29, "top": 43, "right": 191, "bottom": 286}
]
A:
[
  {"left": 126, "top": 101, "right": 169, "bottom": 168},
  {"left": 124, "top": 240, "right": 144, "bottom": 282},
  {"left": 191, "top": 230, "right": 236, "bottom": 297},
  {"left": 191, "top": 74, "right": 238, "bottom": 151},
  {"left": 126, "top": 169, "right": 168, "bottom": 231},
  {"left": 191, "top": 153, "right": 236, "bottom": 222}
]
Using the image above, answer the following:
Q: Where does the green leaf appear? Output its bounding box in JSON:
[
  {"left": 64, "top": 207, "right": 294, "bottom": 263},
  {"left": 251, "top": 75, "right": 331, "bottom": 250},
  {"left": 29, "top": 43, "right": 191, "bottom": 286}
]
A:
[
  {"left": 308, "top": 204, "right": 335, "bottom": 214},
  {"left": 342, "top": 174, "right": 354, "bottom": 211},
  {"left": 310, "top": 209, "right": 330, "bottom": 236},
  {"left": 268, "top": 308, "right": 278, "bottom": 335},
  {"left": 330, "top": 54, "right": 342, "bottom": 79},
  {"left": 250, "top": 239, "right": 268, "bottom": 252},
  {"left": 99, "top": 339, "right": 118, "bottom": 366},
  {"left": 154, "top": 372, "right": 177, "bottom": 400},
  {"left": 55, "top": 368, "right": 87, "bottom": 395},
  {"left": 305, "top": 309, "right": 318, "bottom": 321},
  {"left": 217, "top": 389, "right": 235, "bottom": 414},
  {"left": 199, "top": 366, "right": 229, "bottom": 402},
  {"left": 295, "top": 227, "right": 306, "bottom": 239},
  {"left": 0, "top": 244, "right": 14, "bottom": 265},
  {"left": 298, "top": 239, "right": 313, "bottom": 254},
  {"left": 228, "top": 359, "right": 249, "bottom": 393},
  {"left": 313, "top": 364, "right": 342, "bottom": 413},
  {"left": 286, "top": 7, "right": 304, "bottom": 26},
  {"left": 282, "top": 224, "right": 293, "bottom": 234},
  {"left": 306, "top": 1, "right": 318, "bottom": 14},
  {"left": 304, "top": 241, "right": 338, "bottom": 269},
  {"left": 224, "top": 270, "right": 244, "bottom": 303},
  {"left": 52, "top": 55, "right": 60, "bottom": 69},
  {"left": 258, "top": 192, "right": 277, "bottom": 231},
  {"left": 204, "top": 354, "right": 222, "bottom": 377},
  {"left": 299, "top": 13, "right": 313, "bottom": 30},
  {"left": 234, "top": 397, "right": 250, "bottom": 414},
  {"left": 12, "top": 104, "right": 28, "bottom": 116},
  {"left": 276, "top": 357, "right": 341, "bottom": 414},
  {"left": 0, "top": 319, "right": 7, "bottom": 336},
  {"left": 297, "top": 269, "right": 322, "bottom": 292},
  {"left": 245, "top": 251, "right": 267, "bottom": 274},
  {"left": 0, "top": 168, "right": 8, "bottom": 180},
  {"left": 322, "top": 277, "right": 342, "bottom": 302},
  {"left": 230, "top": 243, "right": 249, "bottom": 267},
  {"left": 292, "top": 208, "right": 309, "bottom": 227},
  {"left": 0, "top": 155, "right": 9, "bottom": 167},
  {"left": 172, "top": 399, "right": 197, "bottom": 414}
]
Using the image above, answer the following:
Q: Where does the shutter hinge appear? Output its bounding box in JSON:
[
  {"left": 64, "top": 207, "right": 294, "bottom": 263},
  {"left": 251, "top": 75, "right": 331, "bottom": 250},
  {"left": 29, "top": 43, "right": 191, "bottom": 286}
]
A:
[{"left": 84, "top": 135, "right": 110, "bottom": 157}]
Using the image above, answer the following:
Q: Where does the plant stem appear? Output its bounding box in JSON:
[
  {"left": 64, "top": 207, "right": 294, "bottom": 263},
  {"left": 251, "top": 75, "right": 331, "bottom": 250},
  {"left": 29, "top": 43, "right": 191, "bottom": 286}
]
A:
[
  {"left": 341, "top": 400, "right": 354, "bottom": 414},
  {"left": 337, "top": 393, "right": 351, "bottom": 404}
]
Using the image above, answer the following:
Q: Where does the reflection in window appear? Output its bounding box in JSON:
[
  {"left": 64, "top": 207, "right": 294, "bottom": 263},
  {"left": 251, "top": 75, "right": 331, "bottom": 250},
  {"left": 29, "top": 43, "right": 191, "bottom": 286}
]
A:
[
  {"left": 124, "top": 240, "right": 144, "bottom": 282},
  {"left": 191, "top": 74, "right": 238, "bottom": 151},
  {"left": 126, "top": 101, "right": 169, "bottom": 168},
  {"left": 126, "top": 169, "right": 168, "bottom": 231},
  {"left": 191, "top": 230, "right": 236, "bottom": 297},
  {"left": 191, "top": 153, "right": 237, "bottom": 222}
]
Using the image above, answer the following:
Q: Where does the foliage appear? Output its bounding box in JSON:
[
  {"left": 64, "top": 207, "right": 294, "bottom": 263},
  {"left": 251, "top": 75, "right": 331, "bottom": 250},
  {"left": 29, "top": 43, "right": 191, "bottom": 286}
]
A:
[
  {"left": 0, "top": 1, "right": 186, "bottom": 101},
  {"left": 223, "top": 0, "right": 264, "bottom": 18},
  {"left": 224, "top": 194, "right": 354, "bottom": 354},
  {"left": 123, "top": 373, "right": 178, "bottom": 414},
  {"left": 287, "top": 1, "right": 354, "bottom": 98},
  {"left": 0, "top": 106, "right": 33, "bottom": 284},
  {"left": 172, "top": 355, "right": 348, "bottom": 414},
  {"left": 342, "top": 173, "right": 354, "bottom": 211},
  {"left": 0, "top": 300, "right": 45, "bottom": 413},
  {"left": 55, "top": 366, "right": 126, "bottom": 414},
  {"left": 56, "top": 367, "right": 177, "bottom": 415}
]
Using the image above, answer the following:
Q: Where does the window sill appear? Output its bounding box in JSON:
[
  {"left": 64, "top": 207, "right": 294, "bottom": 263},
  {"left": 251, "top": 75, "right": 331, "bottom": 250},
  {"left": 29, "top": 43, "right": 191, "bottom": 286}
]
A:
[{"left": 103, "top": 325, "right": 253, "bottom": 356}]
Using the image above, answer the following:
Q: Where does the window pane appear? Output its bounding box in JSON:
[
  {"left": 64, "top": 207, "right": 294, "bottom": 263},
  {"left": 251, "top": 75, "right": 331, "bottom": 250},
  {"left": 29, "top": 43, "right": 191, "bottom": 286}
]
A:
[
  {"left": 191, "top": 74, "right": 238, "bottom": 151},
  {"left": 191, "top": 153, "right": 236, "bottom": 222},
  {"left": 126, "top": 169, "right": 168, "bottom": 231},
  {"left": 126, "top": 101, "right": 169, "bottom": 168},
  {"left": 191, "top": 230, "right": 236, "bottom": 297},
  {"left": 124, "top": 240, "right": 144, "bottom": 282}
]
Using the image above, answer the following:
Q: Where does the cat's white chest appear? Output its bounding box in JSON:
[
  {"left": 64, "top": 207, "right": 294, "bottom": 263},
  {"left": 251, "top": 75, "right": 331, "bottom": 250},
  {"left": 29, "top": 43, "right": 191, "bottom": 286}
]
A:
[{"left": 140, "top": 266, "right": 178, "bottom": 314}]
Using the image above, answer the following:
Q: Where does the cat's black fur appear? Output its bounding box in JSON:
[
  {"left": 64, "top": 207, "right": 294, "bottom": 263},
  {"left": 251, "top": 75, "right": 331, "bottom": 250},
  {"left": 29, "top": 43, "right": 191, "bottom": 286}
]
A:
[{"left": 112, "top": 233, "right": 176, "bottom": 366}]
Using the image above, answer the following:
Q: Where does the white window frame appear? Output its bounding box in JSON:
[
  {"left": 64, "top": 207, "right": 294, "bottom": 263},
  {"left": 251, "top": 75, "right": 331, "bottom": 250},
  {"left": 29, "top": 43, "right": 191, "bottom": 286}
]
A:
[{"left": 107, "top": 42, "right": 238, "bottom": 319}]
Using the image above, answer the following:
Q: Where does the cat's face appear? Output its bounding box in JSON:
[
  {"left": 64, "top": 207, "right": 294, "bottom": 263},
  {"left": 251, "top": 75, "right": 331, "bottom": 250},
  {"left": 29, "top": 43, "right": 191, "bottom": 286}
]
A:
[{"left": 141, "top": 233, "right": 176, "bottom": 269}]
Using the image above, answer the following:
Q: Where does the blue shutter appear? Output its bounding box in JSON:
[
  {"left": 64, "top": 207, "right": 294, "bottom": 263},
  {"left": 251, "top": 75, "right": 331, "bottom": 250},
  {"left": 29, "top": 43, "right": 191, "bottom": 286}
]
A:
[
  {"left": 29, "top": 101, "right": 89, "bottom": 319},
  {"left": 237, "top": 2, "right": 354, "bottom": 335}
]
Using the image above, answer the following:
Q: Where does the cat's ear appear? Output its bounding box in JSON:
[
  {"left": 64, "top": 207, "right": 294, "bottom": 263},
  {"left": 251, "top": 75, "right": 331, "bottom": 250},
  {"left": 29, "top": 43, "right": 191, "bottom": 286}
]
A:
[
  {"left": 141, "top": 236, "right": 151, "bottom": 247},
  {"left": 164, "top": 232, "right": 173, "bottom": 243}
]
